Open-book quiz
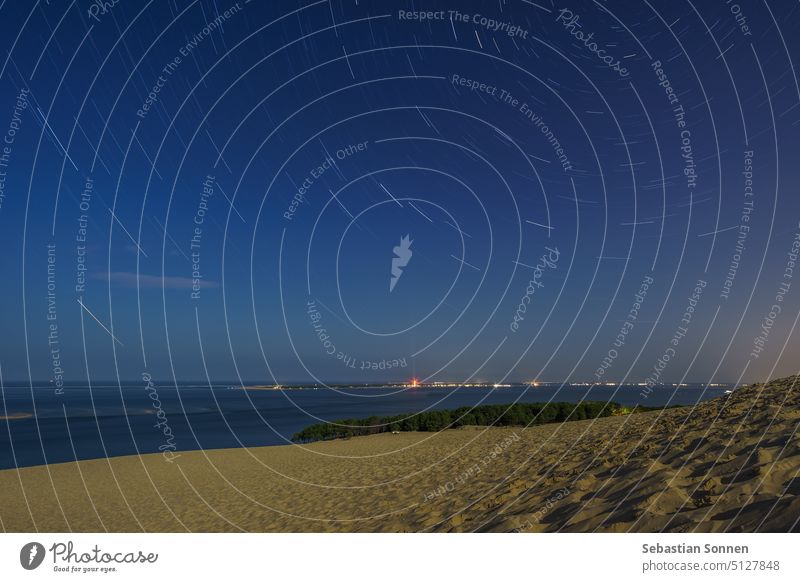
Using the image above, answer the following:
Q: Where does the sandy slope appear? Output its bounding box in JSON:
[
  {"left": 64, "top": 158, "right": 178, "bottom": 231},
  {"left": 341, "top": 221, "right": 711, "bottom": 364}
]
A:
[{"left": 1, "top": 376, "right": 798, "bottom": 532}]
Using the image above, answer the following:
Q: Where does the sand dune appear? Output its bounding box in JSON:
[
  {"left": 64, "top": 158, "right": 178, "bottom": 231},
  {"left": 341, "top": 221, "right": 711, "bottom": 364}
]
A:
[{"left": 0, "top": 376, "right": 798, "bottom": 532}]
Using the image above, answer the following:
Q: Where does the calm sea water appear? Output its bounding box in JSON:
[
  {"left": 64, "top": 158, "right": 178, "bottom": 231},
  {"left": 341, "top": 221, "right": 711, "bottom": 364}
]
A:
[{"left": 0, "top": 383, "right": 732, "bottom": 469}]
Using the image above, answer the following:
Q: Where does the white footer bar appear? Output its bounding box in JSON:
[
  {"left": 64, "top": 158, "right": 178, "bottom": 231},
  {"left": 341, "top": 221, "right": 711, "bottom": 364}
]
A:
[{"left": 1, "top": 533, "right": 796, "bottom": 581}]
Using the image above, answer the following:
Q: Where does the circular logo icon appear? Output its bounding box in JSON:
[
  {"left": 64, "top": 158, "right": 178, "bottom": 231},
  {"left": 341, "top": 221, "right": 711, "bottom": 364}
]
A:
[{"left": 19, "top": 542, "right": 46, "bottom": 570}]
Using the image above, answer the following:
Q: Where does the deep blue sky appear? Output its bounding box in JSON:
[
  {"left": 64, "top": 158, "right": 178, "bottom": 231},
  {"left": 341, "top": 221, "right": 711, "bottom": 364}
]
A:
[{"left": 1, "top": 0, "right": 799, "bottom": 385}]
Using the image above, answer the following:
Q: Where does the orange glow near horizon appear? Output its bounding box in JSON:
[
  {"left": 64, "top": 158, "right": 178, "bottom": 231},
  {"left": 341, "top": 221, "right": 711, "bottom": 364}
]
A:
[{"left": 410, "top": 377, "right": 419, "bottom": 387}]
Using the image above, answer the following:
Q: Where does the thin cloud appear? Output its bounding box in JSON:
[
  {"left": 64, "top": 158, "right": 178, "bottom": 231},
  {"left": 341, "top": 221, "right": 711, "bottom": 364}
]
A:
[{"left": 96, "top": 271, "right": 220, "bottom": 289}]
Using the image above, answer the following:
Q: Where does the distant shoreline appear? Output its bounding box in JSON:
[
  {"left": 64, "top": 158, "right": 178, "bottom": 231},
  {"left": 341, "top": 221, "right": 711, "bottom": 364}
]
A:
[
  {"left": 5, "top": 381, "right": 738, "bottom": 390},
  {"left": 232, "top": 382, "right": 736, "bottom": 392}
]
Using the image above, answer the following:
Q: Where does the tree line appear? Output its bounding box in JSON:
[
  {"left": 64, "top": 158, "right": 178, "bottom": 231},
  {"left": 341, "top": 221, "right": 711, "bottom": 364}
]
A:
[{"left": 292, "top": 400, "right": 656, "bottom": 443}]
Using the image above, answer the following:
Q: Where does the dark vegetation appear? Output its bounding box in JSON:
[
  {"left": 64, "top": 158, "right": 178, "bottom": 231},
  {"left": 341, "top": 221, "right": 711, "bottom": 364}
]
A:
[{"left": 292, "top": 401, "right": 665, "bottom": 443}]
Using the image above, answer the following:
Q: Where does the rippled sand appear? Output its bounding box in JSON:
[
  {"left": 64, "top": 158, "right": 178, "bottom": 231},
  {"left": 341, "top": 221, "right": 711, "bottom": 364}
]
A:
[{"left": 1, "top": 376, "right": 798, "bottom": 532}]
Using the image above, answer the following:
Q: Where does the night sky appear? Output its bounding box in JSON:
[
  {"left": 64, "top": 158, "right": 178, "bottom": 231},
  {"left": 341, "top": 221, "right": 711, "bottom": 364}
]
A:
[{"left": 0, "top": 0, "right": 799, "bottom": 386}]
